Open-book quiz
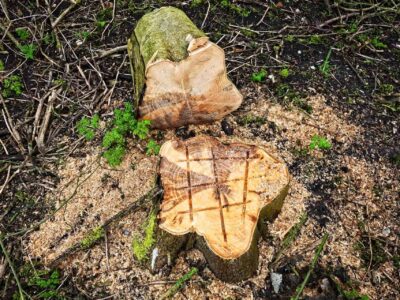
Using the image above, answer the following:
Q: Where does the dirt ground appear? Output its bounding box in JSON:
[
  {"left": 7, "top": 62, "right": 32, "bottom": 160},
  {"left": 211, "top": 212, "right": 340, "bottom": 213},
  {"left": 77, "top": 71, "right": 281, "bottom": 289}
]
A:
[{"left": 0, "top": 1, "right": 399, "bottom": 299}]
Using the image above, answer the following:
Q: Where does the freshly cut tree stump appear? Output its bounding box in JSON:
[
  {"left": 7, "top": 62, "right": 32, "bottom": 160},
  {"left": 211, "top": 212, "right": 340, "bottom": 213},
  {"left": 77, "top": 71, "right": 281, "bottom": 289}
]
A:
[
  {"left": 127, "top": 7, "right": 243, "bottom": 129},
  {"left": 149, "top": 136, "right": 290, "bottom": 282}
]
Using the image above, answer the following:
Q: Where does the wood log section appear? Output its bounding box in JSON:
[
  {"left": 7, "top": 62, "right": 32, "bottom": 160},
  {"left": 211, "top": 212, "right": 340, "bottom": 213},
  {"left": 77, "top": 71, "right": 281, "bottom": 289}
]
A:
[
  {"left": 127, "top": 7, "right": 243, "bottom": 129},
  {"left": 150, "top": 136, "right": 290, "bottom": 282}
]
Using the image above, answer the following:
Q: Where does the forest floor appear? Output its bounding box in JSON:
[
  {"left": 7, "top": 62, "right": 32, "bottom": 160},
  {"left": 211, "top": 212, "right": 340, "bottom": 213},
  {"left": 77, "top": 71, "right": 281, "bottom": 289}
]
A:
[{"left": 0, "top": 1, "right": 399, "bottom": 299}]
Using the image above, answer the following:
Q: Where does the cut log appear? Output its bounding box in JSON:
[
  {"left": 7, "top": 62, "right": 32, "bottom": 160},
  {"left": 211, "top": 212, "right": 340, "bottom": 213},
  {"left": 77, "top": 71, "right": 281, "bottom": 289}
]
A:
[
  {"left": 149, "top": 136, "right": 290, "bottom": 282},
  {"left": 127, "top": 7, "right": 243, "bottom": 129}
]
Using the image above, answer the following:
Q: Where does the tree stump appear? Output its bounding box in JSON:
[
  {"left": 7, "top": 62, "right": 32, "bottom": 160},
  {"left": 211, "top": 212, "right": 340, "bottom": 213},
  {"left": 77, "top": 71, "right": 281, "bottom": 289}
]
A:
[
  {"left": 127, "top": 7, "right": 243, "bottom": 129},
  {"left": 149, "top": 136, "right": 290, "bottom": 282}
]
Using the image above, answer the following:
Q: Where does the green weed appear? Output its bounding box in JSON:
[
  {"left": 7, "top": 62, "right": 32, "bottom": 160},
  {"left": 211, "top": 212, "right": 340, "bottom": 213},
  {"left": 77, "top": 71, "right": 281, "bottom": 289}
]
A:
[
  {"left": 76, "top": 114, "right": 100, "bottom": 141},
  {"left": 81, "top": 226, "right": 105, "bottom": 249},
  {"left": 0, "top": 59, "right": 4, "bottom": 71},
  {"left": 190, "top": 0, "right": 204, "bottom": 8},
  {"left": 76, "top": 31, "right": 91, "bottom": 41},
  {"left": 251, "top": 69, "right": 267, "bottom": 82},
  {"left": 162, "top": 267, "right": 198, "bottom": 299},
  {"left": 379, "top": 83, "right": 394, "bottom": 95},
  {"left": 102, "top": 102, "right": 157, "bottom": 167},
  {"left": 132, "top": 210, "right": 157, "bottom": 261},
  {"left": 237, "top": 114, "right": 266, "bottom": 126},
  {"left": 146, "top": 139, "right": 160, "bottom": 156},
  {"left": 291, "top": 233, "right": 329, "bottom": 300},
  {"left": 371, "top": 37, "right": 387, "bottom": 49},
  {"left": 279, "top": 68, "right": 290, "bottom": 78},
  {"left": 96, "top": 8, "right": 112, "bottom": 28},
  {"left": 19, "top": 44, "right": 37, "bottom": 60},
  {"left": 220, "top": 0, "right": 251, "bottom": 17},
  {"left": 285, "top": 35, "right": 295, "bottom": 42},
  {"left": 355, "top": 237, "right": 387, "bottom": 268},
  {"left": 15, "top": 28, "right": 30, "bottom": 41},
  {"left": 27, "top": 269, "right": 62, "bottom": 299},
  {"left": 309, "top": 135, "right": 332, "bottom": 150},
  {"left": 309, "top": 35, "right": 322, "bottom": 44},
  {"left": 320, "top": 48, "right": 332, "bottom": 77},
  {"left": 1, "top": 75, "right": 24, "bottom": 98},
  {"left": 43, "top": 33, "right": 56, "bottom": 46}
]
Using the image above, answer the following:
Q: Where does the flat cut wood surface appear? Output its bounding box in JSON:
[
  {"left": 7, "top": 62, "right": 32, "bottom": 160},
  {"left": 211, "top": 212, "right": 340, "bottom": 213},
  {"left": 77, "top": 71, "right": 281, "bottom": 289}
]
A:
[{"left": 158, "top": 136, "right": 290, "bottom": 259}]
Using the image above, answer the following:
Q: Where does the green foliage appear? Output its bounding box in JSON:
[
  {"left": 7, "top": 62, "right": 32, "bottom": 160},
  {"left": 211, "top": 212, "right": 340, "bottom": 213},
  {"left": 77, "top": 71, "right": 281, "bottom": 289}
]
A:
[
  {"left": 102, "top": 102, "right": 154, "bottom": 166},
  {"left": 103, "top": 144, "right": 126, "bottom": 167},
  {"left": 279, "top": 68, "right": 290, "bottom": 78},
  {"left": 309, "top": 135, "right": 332, "bottom": 150},
  {"left": 81, "top": 226, "right": 105, "bottom": 249},
  {"left": 19, "top": 44, "right": 37, "bottom": 60},
  {"left": 162, "top": 267, "right": 198, "bottom": 299},
  {"left": 76, "top": 31, "right": 91, "bottom": 41},
  {"left": 237, "top": 114, "right": 266, "bottom": 126},
  {"left": 0, "top": 59, "right": 4, "bottom": 71},
  {"left": 27, "top": 269, "right": 62, "bottom": 299},
  {"left": 285, "top": 35, "right": 295, "bottom": 42},
  {"left": 146, "top": 139, "right": 160, "bottom": 156},
  {"left": 291, "top": 233, "right": 329, "bottom": 300},
  {"left": 15, "top": 28, "right": 30, "bottom": 41},
  {"left": 251, "top": 69, "right": 267, "bottom": 82},
  {"left": 220, "top": 0, "right": 251, "bottom": 17},
  {"left": 320, "top": 48, "right": 332, "bottom": 77},
  {"left": 190, "top": 0, "right": 204, "bottom": 8},
  {"left": 43, "top": 33, "right": 56, "bottom": 45},
  {"left": 379, "top": 83, "right": 394, "bottom": 95},
  {"left": 309, "top": 34, "right": 322, "bottom": 44},
  {"left": 76, "top": 114, "right": 100, "bottom": 140},
  {"left": 342, "top": 289, "right": 370, "bottom": 300},
  {"left": 370, "top": 37, "right": 387, "bottom": 49},
  {"left": 96, "top": 8, "right": 112, "bottom": 28},
  {"left": 132, "top": 210, "right": 157, "bottom": 261},
  {"left": 1, "top": 75, "right": 24, "bottom": 98}
]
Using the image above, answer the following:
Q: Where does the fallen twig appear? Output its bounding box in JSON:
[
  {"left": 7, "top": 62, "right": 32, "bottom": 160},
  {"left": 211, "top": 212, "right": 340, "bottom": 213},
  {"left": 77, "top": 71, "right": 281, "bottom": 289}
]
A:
[{"left": 0, "top": 236, "right": 26, "bottom": 299}]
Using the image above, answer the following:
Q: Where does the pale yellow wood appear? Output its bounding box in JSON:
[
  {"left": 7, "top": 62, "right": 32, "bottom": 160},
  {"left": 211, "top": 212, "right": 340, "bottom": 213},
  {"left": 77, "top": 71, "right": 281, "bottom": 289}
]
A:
[
  {"left": 138, "top": 37, "right": 243, "bottom": 129},
  {"left": 158, "top": 136, "right": 290, "bottom": 259}
]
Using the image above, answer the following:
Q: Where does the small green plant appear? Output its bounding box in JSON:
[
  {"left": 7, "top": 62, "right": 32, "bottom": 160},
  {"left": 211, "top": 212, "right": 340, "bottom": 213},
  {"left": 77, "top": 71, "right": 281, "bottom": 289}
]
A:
[
  {"left": 379, "top": 83, "right": 394, "bottom": 95},
  {"left": 81, "top": 226, "right": 105, "bottom": 249},
  {"left": 279, "top": 68, "right": 290, "bottom": 78},
  {"left": 309, "top": 135, "right": 332, "bottom": 150},
  {"left": 28, "top": 269, "right": 61, "bottom": 299},
  {"left": 43, "top": 33, "right": 56, "bottom": 45},
  {"left": 237, "top": 114, "right": 266, "bottom": 126},
  {"left": 76, "top": 31, "right": 91, "bottom": 41},
  {"left": 162, "top": 267, "right": 198, "bottom": 299},
  {"left": 308, "top": 34, "right": 322, "bottom": 44},
  {"left": 251, "top": 69, "right": 267, "bottom": 82},
  {"left": 285, "top": 35, "right": 295, "bottom": 42},
  {"left": 190, "top": 0, "right": 204, "bottom": 8},
  {"left": 15, "top": 28, "right": 30, "bottom": 41},
  {"left": 1, "top": 75, "right": 24, "bottom": 98},
  {"left": 0, "top": 59, "right": 4, "bottom": 71},
  {"left": 132, "top": 210, "right": 157, "bottom": 261},
  {"left": 342, "top": 289, "right": 370, "bottom": 300},
  {"left": 370, "top": 37, "right": 387, "bottom": 49},
  {"left": 96, "top": 8, "right": 112, "bottom": 28},
  {"left": 101, "top": 102, "right": 157, "bottom": 166},
  {"left": 320, "top": 48, "right": 332, "bottom": 77},
  {"left": 19, "top": 44, "right": 37, "bottom": 60},
  {"left": 76, "top": 114, "right": 100, "bottom": 140},
  {"left": 220, "top": 0, "right": 251, "bottom": 17},
  {"left": 146, "top": 139, "right": 160, "bottom": 156}
]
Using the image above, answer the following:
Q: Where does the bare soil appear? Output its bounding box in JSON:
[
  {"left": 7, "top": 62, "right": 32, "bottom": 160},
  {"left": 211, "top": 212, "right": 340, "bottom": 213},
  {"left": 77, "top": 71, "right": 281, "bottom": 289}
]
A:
[{"left": 0, "top": 1, "right": 399, "bottom": 299}]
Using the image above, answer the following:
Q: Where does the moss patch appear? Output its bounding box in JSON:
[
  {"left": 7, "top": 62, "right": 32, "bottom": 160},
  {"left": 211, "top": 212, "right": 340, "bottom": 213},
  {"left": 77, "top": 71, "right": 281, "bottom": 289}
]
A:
[{"left": 132, "top": 210, "right": 157, "bottom": 261}]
